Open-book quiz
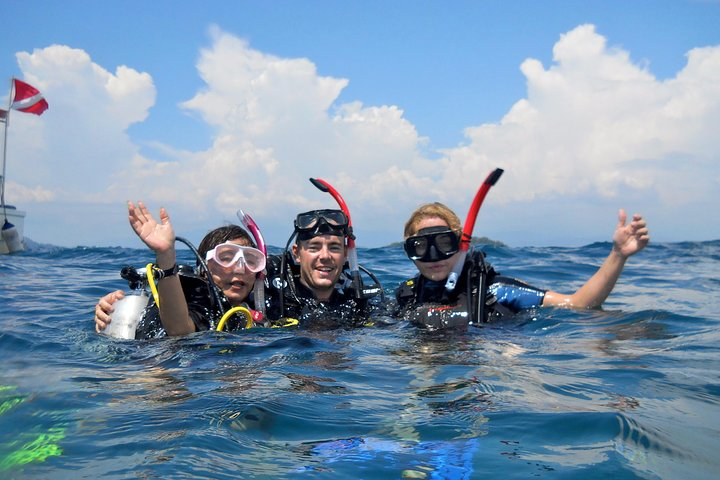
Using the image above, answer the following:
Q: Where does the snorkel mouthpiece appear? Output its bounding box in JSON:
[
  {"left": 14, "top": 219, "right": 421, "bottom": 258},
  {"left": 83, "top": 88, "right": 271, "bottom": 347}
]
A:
[{"left": 445, "top": 272, "right": 460, "bottom": 291}]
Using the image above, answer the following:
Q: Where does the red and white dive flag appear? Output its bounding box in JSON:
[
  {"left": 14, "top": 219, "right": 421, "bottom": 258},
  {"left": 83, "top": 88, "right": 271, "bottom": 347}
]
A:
[{"left": 11, "top": 78, "right": 49, "bottom": 115}]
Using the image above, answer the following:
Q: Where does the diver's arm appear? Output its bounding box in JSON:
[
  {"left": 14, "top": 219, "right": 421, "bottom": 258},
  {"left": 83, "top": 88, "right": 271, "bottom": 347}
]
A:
[
  {"left": 542, "top": 209, "right": 649, "bottom": 309},
  {"left": 542, "top": 249, "right": 627, "bottom": 308},
  {"left": 154, "top": 248, "right": 196, "bottom": 335},
  {"left": 128, "top": 201, "right": 195, "bottom": 335}
]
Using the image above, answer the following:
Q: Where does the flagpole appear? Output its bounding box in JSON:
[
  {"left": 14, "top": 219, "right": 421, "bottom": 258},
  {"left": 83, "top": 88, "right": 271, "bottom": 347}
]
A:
[{"left": 1, "top": 77, "right": 13, "bottom": 221}]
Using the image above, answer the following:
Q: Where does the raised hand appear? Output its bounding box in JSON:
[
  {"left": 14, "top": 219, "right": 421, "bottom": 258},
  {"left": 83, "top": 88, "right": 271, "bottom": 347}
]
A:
[
  {"left": 612, "top": 209, "right": 650, "bottom": 259},
  {"left": 127, "top": 201, "right": 175, "bottom": 254}
]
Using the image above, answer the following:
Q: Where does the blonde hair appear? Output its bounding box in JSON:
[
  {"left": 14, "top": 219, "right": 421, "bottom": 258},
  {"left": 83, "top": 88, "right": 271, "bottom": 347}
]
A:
[{"left": 403, "top": 202, "right": 462, "bottom": 238}]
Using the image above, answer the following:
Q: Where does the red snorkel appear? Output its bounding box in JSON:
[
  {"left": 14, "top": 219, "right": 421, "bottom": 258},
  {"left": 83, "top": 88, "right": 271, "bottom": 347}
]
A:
[
  {"left": 237, "top": 209, "right": 267, "bottom": 315},
  {"left": 445, "top": 168, "right": 504, "bottom": 292},
  {"left": 309, "top": 178, "right": 362, "bottom": 299}
]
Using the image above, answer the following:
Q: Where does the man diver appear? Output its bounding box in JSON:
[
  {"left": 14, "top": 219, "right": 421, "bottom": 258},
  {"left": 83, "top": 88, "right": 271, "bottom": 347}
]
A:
[
  {"left": 395, "top": 202, "right": 650, "bottom": 329},
  {"left": 264, "top": 208, "right": 375, "bottom": 328}
]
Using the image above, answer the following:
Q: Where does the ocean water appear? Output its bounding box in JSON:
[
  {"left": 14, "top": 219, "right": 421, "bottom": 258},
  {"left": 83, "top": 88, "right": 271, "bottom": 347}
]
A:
[{"left": 1, "top": 240, "right": 719, "bottom": 479}]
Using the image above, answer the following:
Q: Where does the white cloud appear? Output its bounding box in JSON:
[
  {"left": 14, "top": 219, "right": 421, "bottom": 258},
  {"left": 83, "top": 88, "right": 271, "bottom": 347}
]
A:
[
  {"left": 442, "top": 24, "right": 720, "bottom": 211},
  {"left": 7, "top": 24, "right": 720, "bottom": 248},
  {"left": 170, "top": 27, "right": 428, "bottom": 233},
  {"left": 9, "top": 45, "right": 154, "bottom": 202},
  {"left": 3, "top": 181, "right": 54, "bottom": 203}
]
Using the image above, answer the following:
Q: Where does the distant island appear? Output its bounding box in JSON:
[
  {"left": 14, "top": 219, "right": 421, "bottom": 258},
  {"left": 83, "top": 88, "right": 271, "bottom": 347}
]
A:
[{"left": 387, "top": 236, "right": 507, "bottom": 248}]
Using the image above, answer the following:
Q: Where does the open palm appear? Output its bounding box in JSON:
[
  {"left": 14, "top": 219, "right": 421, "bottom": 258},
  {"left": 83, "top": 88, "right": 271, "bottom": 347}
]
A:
[
  {"left": 613, "top": 209, "right": 650, "bottom": 258},
  {"left": 127, "top": 201, "right": 175, "bottom": 253}
]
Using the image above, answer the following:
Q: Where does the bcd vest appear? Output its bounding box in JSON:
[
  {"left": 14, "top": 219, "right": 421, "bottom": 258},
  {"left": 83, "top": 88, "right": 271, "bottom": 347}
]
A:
[{"left": 396, "top": 250, "right": 512, "bottom": 329}]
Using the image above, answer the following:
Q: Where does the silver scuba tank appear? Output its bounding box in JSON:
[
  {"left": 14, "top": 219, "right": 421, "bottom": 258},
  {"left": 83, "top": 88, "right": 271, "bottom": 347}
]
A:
[{"left": 104, "top": 291, "right": 149, "bottom": 340}]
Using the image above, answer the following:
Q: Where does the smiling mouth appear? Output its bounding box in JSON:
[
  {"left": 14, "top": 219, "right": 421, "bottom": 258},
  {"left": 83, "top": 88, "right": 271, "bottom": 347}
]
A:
[{"left": 315, "top": 266, "right": 335, "bottom": 276}]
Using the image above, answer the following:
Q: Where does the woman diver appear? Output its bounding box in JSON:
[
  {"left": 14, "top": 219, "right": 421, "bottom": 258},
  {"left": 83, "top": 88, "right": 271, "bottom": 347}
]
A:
[
  {"left": 95, "top": 201, "right": 267, "bottom": 339},
  {"left": 395, "top": 202, "right": 650, "bottom": 329}
]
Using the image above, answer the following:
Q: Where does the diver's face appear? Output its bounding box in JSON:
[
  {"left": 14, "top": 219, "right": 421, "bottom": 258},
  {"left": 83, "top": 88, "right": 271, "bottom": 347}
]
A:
[
  {"left": 410, "top": 217, "right": 460, "bottom": 282},
  {"left": 292, "top": 234, "right": 347, "bottom": 301},
  {"left": 207, "top": 238, "right": 256, "bottom": 306}
]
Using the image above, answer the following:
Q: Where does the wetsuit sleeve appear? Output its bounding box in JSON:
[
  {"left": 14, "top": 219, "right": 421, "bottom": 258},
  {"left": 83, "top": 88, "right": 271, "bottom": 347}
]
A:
[{"left": 488, "top": 276, "right": 546, "bottom": 311}]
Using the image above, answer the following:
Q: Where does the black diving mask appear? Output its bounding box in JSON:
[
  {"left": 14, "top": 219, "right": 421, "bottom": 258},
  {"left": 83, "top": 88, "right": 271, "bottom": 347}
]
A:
[
  {"left": 404, "top": 226, "right": 460, "bottom": 263},
  {"left": 294, "top": 209, "right": 352, "bottom": 240}
]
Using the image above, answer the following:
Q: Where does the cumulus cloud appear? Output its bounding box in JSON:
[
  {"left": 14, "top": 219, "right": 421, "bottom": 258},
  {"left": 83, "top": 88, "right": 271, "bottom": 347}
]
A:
[
  {"left": 9, "top": 45, "right": 154, "bottom": 202},
  {"left": 168, "top": 26, "right": 427, "bottom": 230},
  {"left": 443, "top": 24, "right": 720, "bottom": 208},
  {"left": 7, "top": 24, "right": 720, "bottom": 247}
]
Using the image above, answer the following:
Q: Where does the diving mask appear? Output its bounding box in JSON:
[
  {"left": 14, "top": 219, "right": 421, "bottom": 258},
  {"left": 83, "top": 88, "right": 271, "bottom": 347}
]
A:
[
  {"left": 404, "top": 226, "right": 460, "bottom": 263},
  {"left": 205, "top": 242, "right": 267, "bottom": 272},
  {"left": 294, "top": 209, "right": 352, "bottom": 240}
]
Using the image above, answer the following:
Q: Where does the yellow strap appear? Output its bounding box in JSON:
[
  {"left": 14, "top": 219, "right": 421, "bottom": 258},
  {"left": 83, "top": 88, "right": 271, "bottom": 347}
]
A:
[
  {"left": 271, "top": 317, "right": 299, "bottom": 328},
  {"left": 146, "top": 263, "right": 160, "bottom": 308},
  {"left": 216, "top": 306, "right": 254, "bottom": 331}
]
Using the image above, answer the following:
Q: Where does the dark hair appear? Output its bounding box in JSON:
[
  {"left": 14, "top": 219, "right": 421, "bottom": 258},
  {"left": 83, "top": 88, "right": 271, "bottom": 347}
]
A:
[{"left": 197, "top": 225, "right": 255, "bottom": 259}]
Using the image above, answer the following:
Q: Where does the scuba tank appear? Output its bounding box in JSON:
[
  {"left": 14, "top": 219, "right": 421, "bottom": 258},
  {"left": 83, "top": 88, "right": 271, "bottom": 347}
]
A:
[
  {"left": 103, "top": 265, "right": 152, "bottom": 340},
  {"left": 104, "top": 291, "right": 149, "bottom": 340}
]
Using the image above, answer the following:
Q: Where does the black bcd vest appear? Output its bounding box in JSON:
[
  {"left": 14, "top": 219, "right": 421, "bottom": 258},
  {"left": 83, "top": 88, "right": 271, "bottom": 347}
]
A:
[{"left": 396, "top": 250, "right": 512, "bottom": 329}]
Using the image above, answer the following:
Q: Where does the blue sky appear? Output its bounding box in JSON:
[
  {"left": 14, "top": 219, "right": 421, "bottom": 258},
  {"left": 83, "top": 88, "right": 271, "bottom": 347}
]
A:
[{"left": 2, "top": 1, "right": 719, "bottom": 248}]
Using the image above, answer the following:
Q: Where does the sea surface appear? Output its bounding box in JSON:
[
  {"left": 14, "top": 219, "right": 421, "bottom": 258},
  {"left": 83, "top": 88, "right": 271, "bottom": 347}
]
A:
[{"left": 1, "top": 240, "right": 719, "bottom": 479}]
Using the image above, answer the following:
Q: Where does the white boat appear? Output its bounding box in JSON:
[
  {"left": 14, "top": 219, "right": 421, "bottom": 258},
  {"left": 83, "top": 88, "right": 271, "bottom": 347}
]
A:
[{"left": 1, "top": 206, "right": 26, "bottom": 254}]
